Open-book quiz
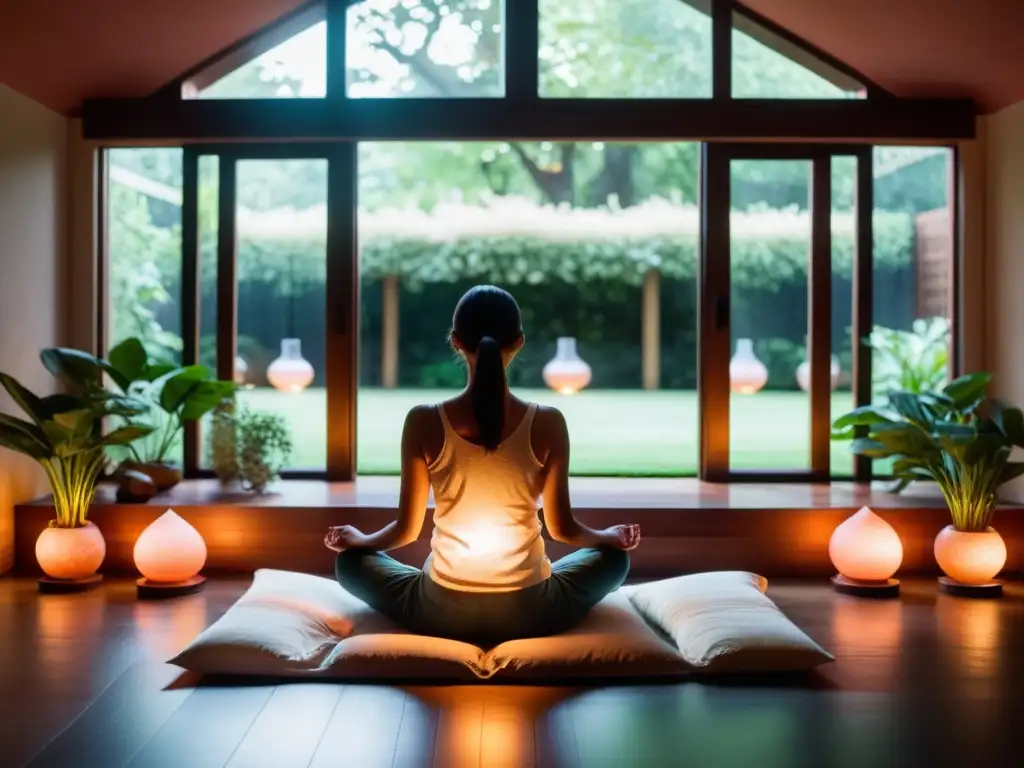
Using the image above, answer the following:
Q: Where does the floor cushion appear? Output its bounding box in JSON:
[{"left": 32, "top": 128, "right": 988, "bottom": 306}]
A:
[
  {"left": 626, "top": 571, "right": 835, "bottom": 672},
  {"left": 170, "top": 569, "right": 831, "bottom": 680}
]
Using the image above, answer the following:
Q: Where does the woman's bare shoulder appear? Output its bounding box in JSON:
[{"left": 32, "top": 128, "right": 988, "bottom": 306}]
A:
[
  {"left": 529, "top": 404, "right": 568, "bottom": 465},
  {"left": 405, "top": 403, "right": 442, "bottom": 429}
]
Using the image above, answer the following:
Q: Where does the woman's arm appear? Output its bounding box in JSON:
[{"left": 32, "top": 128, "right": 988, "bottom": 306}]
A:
[
  {"left": 327, "top": 407, "right": 431, "bottom": 553},
  {"left": 539, "top": 409, "right": 640, "bottom": 550}
]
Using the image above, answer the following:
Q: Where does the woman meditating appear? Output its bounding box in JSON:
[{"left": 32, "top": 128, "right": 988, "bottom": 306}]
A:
[{"left": 327, "top": 285, "right": 640, "bottom": 646}]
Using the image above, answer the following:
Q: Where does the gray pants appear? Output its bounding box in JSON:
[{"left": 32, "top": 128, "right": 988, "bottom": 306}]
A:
[{"left": 335, "top": 546, "right": 630, "bottom": 647}]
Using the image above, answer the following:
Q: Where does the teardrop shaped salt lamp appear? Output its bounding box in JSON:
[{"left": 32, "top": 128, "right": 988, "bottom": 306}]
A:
[
  {"left": 134, "top": 509, "right": 207, "bottom": 598},
  {"left": 829, "top": 506, "right": 902, "bottom": 597}
]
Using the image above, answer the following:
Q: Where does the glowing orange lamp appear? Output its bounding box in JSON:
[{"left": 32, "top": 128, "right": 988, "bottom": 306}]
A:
[
  {"left": 134, "top": 509, "right": 207, "bottom": 598},
  {"left": 829, "top": 506, "right": 903, "bottom": 597}
]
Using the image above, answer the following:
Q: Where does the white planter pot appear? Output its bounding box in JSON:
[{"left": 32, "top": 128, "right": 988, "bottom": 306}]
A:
[
  {"left": 35, "top": 521, "right": 106, "bottom": 580},
  {"left": 933, "top": 525, "right": 1006, "bottom": 585}
]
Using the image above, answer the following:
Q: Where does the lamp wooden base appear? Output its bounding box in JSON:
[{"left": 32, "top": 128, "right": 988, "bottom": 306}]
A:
[
  {"left": 831, "top": 574, "right": 900, "bottom": 598},
  {"left": 136, "top": 575, "right": 207, "bottom": 599},
  {"left": 938, "top": 576, "right": 1002, "bottom": 598},
  {"left": 38, "top": 574, "right": 103, "bottom": 594}
]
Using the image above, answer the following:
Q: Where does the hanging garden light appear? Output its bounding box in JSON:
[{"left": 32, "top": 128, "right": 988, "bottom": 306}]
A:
[
  {"left": 543, "top": 337, "right": 592, "bottom": 395},
  {"left": 267, "top": 338, "right": 315, "bottom": 393},
  {"left": 729, "top": 338, "right": 768, "bottom": 395}
]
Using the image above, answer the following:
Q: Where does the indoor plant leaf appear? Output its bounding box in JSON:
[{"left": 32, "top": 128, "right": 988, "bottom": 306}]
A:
[
  {"left": 101, "top": 424, "right": 154, "bottom": 447},
  {"left": 849, "top": 437, "right": 893, "bottom": 458},
  {"left": 831, "top": 405, "right": 898, "bottom": 431},
  {"left": 0, "top": 427, "right": 51, "bottom": 460},
  {"left": 998, "top": 462, "right": 1024, "bottom": 486},
  {"left": 942, "top": 372, "right": 992, "bottom": 412},
  {"left": 179, "top": 381, "right": 236, "bottom": 422},
  {"left": 990, "top": 401, "right": 1024, "bottom": 446},
  {"left": 107, "top": 337, "right": 149, "bottom": 383},
  {"left": 40, "top": 347, "right": 128, "bottom": 392},
  {"left": 158, "top": 373, "right": 205, "bottom": 414},
  {"left": 0, "top": 412, "right": 51, "bottom": 456},
  {"left": 0, "top": 372, "right": 51, "bottom": 424}
]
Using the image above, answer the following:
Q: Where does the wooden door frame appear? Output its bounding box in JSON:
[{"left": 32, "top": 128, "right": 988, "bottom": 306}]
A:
[
  {"left": 180, "top": 142, "right": 357, "bottom": 481},
  {"left": 699, "top": 142, "right": 873, "bottom": 483}
]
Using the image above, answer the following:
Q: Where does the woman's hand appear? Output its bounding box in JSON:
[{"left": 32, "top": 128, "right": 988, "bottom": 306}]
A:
[
  {"left": 603, "top": 524, "right": 641, "bottom": 551},
  {"left": 324, "top": 525, "right": 370, "bottom": 553}
]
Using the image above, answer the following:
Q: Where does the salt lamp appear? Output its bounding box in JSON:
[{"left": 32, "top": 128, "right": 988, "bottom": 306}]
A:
[
  {"left": 542, "top": 337, "right": 592, "bottom": 395},
  {"left": 267, "top": 338, "right": 315, "bottom": 393},
  {"left": 134, "top": 509, "right": 207, "bottom": 597},
  {"left": 729, "top": 338, "right": 768, "bottom": 395},
  {"left": 829, "top": 506, "right": 902, "bottom": 596}
]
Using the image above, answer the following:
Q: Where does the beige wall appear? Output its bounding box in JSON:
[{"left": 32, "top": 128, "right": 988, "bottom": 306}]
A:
[
  {"left": 983, "top": 99, "right": 1024, "bottom": 501},
  {"left": 0, "top": 86, "right": 68, "bottom": 571}
]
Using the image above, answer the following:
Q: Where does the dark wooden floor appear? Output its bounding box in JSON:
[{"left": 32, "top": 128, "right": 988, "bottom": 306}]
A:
[{"left": 3, "top": 576, "right": 1023, "bottom": 768}]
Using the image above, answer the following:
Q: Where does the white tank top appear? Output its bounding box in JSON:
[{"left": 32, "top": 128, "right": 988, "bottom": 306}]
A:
[{"left": 424, "top": 402, "right": 551, "bottom": 593}]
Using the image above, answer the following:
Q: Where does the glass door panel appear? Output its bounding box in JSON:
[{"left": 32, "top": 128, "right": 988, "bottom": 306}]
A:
[
  {"left": 727, "top": 159, "right": 812, "bottom": 471},
  {"left": 702, "top": 144, "right": 862, "bottom": 481},
  {"left": 233, "top": 158, "right": 329, "bottom": 471},
  {"left": 831, "top": 156, "right": 857, "bottom": 477}
]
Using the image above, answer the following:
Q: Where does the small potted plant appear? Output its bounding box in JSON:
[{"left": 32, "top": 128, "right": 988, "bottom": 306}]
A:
[
  {"left": 44, "top": 338, "right": 235, "bottom": 492},
  {"left": 236, "top": 409, "right": 292, "bottom": 493},
  {"left": 209, "top": 397, "right": 240, "bottom": 487},
  {"left": 833, "top": 372, "right": 1022, "bottom": 589},
  {"left": 0, "top": 352, "right": 152, "bottom": 582}
]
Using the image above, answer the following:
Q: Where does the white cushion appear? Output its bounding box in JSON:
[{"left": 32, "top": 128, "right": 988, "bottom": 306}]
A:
[
  {"left": 626, "top": 571, "right": 834, "bottom": 672},
  {"left": 170, "top": 569, "right": 831, "bottom": 679},
  {"left": 169, "top": 569, "right": 365, "bottom": 675},
  {"left": 485, "top": 591, "right": 687, "bottom": 679}
]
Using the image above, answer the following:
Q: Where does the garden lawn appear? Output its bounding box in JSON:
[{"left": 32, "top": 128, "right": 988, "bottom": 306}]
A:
[{"left": 237, "top": 387, "right": 857, "bottom": 476}]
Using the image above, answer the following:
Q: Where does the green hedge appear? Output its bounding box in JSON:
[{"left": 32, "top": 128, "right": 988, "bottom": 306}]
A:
[{"left": 220, "top": 210, "right": 913, "bottom": 291}]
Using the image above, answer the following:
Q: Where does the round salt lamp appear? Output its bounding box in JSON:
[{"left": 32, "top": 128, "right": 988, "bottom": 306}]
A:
[
  {"left": 267, "top": 338, "right": 315, "bottom": 393},
  {"left": 134, "top": 510, "right": 207, "bottom": 595},
  {"left": 729, "top": 338, "right": 768, "bottom": 395},
  {"left": 934, "top": 525, "right": 1006, "bottom": 586},
  {"left": 542, "top": 337, "right": 592, "bottom": 395},
  {"left": 829, "top": 507, "right": 902, "bottom": 593}
]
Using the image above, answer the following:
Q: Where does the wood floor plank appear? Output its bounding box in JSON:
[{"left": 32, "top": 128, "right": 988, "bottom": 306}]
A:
[
  {"left": 393, "top": 691, "right": 440, "bottom": 768},
  {"left": 226, "top": 683, "right": 345, "bottom": 768},
  {"left": 26, "top": 661, "right": 195, "bottom": 768},
  {"left": 534, "top": 699, "right": 580, "bottom": 768},
  {"left": 125, "top": 682, "right": 275, "bottom": 768},
  {"left": 309, "top": 685, "right": 406, "bottom": 768},
  {"left": 481, "top": 694, "right": 536, "bottom": 768},
  {"left": 433, "top": 691, "right": 484, "bottom": 768}
]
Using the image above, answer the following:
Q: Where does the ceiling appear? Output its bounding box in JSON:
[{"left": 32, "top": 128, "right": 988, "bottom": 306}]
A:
[{"left": 0, "top": 0, "right": 1020, "bottom": 115}]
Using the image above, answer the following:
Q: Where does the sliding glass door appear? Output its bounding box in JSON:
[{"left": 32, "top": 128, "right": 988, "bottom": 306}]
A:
[
  {"left": 700, "top": 144, "right": 873, "bottom": 481},
  {"left": 179, "top": 144, "right": 356, "bottom": 479}
]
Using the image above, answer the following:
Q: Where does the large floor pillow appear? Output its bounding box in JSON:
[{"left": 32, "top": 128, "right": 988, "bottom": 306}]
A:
[{"left": 170, "top": 569, "right": 832, "bottom": 680}]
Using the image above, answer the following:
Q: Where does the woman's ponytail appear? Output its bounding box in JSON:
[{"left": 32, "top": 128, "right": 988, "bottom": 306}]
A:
[{"left": 471, "top": 336, "right": 506, "bottom": 451}]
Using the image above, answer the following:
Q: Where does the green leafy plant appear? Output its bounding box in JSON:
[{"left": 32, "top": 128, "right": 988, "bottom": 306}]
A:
[
  {"left": 0, "top": 351, "right": 153, "bottom": 528},
  {"left": 832, "top": 372, "right": 1024, "bottom": 532},
  {"left": 236, "top": 409, "right": 292, "bottom": 493},
  {"left": 869, "top": 316, "right": 949, "bottom": 395},
  {"left": 43, "top": 338, "right": 235, "bottom": 465}
]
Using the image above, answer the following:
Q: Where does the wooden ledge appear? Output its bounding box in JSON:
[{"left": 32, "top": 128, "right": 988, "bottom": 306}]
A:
[
  {"left": 14, "top": 479, "right": 1021, "bottom": 579},
  {"left": 16, "top": 476, "right": 959, "bottom": 511}
]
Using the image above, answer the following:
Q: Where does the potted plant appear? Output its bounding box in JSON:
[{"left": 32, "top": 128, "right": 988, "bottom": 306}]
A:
[
  {"left": 236, "top": 409, "right": 293, "bottom": 493},
  {"left": 44, "top": 338, "right": 235, "bottom": 491},
  {"left": 0, "top": 352, "right": 152, "bottom": 581},
  {"left": 833, "top": 372, "right": 1022, "bottom": 587}
]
